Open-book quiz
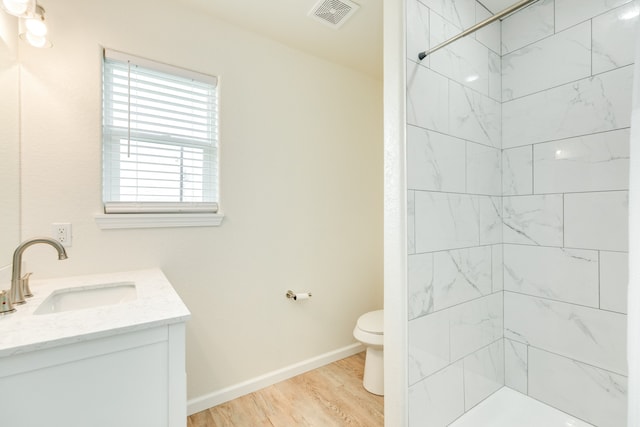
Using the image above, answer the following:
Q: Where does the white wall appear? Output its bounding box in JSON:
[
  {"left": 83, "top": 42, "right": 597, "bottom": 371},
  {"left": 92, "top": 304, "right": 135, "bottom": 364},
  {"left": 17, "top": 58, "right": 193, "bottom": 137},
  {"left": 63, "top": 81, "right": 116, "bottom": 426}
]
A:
[
  {"left": 16, "top": 0, "right": 383, "bottom": 403},
  {"left": 383, "top": 0, "right": 408, "bottom": 424},
  {"left": 0, "top": 10, "right": 20, "bottom": 263}
]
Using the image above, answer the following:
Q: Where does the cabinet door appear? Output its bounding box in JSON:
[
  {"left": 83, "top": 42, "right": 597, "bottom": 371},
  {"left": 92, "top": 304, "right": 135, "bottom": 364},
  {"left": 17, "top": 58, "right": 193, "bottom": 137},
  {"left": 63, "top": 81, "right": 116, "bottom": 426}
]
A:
[{"left": 0, "top": 328, "right": 170, "bottom": 427}]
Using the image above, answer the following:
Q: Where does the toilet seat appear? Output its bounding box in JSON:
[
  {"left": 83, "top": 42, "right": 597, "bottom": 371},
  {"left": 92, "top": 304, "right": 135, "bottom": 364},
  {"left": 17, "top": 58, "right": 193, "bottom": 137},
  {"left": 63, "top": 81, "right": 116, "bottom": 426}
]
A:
[
  {"left": 353, "top": 309, "right": 383, "bottom": 348},
  {"left": 356, "top": 309, "right": 383, "bottom": 335}
]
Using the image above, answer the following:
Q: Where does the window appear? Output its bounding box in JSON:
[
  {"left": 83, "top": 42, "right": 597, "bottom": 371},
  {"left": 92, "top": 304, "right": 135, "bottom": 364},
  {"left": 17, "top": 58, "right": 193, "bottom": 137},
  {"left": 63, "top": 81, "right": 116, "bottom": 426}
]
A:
[{"left": 101, "top": 49, "right": 220, "bottom": 225}]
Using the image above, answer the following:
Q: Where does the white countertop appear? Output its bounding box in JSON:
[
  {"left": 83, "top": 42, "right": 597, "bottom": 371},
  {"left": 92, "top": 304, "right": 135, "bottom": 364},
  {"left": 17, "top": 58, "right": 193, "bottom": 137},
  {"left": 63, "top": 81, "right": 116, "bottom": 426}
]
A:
[{"left": 0, "top": 268, "right": 191, "bottom": 357}]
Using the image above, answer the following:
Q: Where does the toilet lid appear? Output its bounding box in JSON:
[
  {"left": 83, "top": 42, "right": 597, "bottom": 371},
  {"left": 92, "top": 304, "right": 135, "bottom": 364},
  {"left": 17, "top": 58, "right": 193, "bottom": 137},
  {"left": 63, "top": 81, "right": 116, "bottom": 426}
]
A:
[{"left": 357, "top": 310, "right": 383, "bottom": 335}]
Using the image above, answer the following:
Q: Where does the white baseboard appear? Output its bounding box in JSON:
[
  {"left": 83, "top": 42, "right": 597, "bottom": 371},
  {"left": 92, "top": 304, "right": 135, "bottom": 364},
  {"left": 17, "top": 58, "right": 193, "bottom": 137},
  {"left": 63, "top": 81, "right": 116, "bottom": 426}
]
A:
[{"left": 187, "top": 342, "right": 364, "bottom": 415}]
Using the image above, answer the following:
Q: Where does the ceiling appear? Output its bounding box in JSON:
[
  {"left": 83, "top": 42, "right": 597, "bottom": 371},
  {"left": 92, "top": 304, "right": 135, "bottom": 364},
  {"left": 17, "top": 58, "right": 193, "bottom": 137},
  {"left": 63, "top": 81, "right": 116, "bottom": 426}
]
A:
[
  {"left": 180, "top": 0, "right": 522, "bottom": 81},
  {"left": 182, "top": 0, "right": 383, "bottom": 80}
]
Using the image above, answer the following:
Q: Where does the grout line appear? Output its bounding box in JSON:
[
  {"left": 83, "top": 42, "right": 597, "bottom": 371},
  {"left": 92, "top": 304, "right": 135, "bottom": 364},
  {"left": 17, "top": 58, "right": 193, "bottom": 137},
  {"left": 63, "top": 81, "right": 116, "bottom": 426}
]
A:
[
  {"left": 462, "top": 357, "right": 467, "bottom": 411},
  {"left": 598, "top": 250, "right": 601, "bottom": 309},
  {"left": 502, "top": 63, "right": 633, "bottom": 103},
  {"left": 465, "top": 140, "right": 469, "bottom": 195},
  {"left": 411, "top": 186, "right": 629, "bottom": 197},
  {"left": 409, "top": 336, "right": 506, "bottom": 389},
  {"left": 553, "top": 0, "right": 556, "bottom": 34},
  {"left": 504, "top": 16, "right": 589, "bottom": 57},
  {"left": 530, "top": 144, "right": 535, "bottom": 195},
  {"left": 491, "top": 245, "right": 495, "bottom": 292},
  {"left": 412, "top": 289, "right": 502, "bottom": 320},
  {"left": 518, "top": 342, "right": 627, "bottom": 378},
  {"left": 412, "top": 241, "right": 628, "bottom": 258},
  {"left": 503, "top": 289, "right": 627, "bottom": 315},
  {"left": 409, "top": 120, "right": 631, "bottom": 154},
  {"left": 590, "top": 18, "right": 594, "bottom": 77},
  {"left": 505, "top": 126, "right": 633, "bottom": 149},
  {"left": 526, "top": 343, "right": 529, "bottom": 395},
  {"left": 562, "top": 193, "right": 565, "bottom": 248},
  {"left": 502, "top": 336, "right": 506, "bottom": 387}
]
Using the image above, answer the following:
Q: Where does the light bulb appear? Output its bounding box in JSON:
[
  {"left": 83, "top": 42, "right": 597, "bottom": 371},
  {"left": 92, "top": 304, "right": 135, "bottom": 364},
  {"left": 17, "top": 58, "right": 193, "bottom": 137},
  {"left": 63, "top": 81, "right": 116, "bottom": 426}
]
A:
[
  {"left": 2, "top": 0, "right": 30, "bottom": 16},
  {"left": 25, "top": 31, "right": 47, "bottom": 48},
  {"left": 17, "top": 4, "right": 52, "bottom": 48},
  {"left": 25, "top": 15, "right": 47, "bottom": 36}
]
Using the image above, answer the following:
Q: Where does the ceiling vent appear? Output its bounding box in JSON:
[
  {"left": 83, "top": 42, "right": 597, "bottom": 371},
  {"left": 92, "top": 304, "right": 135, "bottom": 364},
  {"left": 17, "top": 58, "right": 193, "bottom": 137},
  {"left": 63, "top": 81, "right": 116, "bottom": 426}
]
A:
[{"left": 308, "top": 0, "right": 360, "bottom": 29}]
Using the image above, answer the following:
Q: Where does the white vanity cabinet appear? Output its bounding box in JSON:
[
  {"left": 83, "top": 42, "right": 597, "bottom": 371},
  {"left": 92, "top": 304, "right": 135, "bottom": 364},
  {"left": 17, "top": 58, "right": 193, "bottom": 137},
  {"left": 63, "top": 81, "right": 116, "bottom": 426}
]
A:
[{"left": 0, "top": 269, "right": 190, "bottom": 427}]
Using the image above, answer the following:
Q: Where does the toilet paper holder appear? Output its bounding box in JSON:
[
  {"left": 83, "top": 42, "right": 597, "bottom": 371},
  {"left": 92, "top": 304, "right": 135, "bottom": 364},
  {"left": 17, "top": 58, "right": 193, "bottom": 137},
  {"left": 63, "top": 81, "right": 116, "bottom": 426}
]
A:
[{"left": 286, "top": 290, "right": 312, "bottom": 301}]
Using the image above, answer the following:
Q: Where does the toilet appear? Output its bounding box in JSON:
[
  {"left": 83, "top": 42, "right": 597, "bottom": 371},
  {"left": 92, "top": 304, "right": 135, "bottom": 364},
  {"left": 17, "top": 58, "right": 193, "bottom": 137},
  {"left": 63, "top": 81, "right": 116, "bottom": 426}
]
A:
[{"left": 353, "top": 309, "right": 384, "bottom": 396}]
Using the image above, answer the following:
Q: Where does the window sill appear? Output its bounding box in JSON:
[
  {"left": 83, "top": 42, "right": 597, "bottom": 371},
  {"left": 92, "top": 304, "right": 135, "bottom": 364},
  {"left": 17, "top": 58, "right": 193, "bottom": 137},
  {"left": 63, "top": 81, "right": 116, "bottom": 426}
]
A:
[{"left": 95, "top": 212, "right": 224, "bottom": 230}]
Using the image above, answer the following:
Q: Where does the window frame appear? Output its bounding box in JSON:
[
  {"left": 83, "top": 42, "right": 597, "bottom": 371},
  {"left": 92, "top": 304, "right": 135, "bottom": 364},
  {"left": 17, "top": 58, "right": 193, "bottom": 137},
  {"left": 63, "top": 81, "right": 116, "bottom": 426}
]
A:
[{"left": 96, "top": 49, "right": 223, "bottom": 229}]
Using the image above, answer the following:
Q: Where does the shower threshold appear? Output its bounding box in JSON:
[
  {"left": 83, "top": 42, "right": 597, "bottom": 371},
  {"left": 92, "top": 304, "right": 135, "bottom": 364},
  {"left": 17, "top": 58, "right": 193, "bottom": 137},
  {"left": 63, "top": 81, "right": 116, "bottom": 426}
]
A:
[{"left": 449, "top": 387, "right": 594, "bottom": 427}]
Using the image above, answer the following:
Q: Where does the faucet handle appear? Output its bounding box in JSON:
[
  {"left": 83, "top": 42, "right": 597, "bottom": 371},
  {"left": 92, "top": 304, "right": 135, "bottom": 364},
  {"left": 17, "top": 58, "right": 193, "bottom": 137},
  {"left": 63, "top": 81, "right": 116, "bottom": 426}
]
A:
[
  {"left": 0, "top": 290, "right": 16, "bottom": 315},
  {"left": 21, "top": 272, "right": 33, "bottom": 298}
]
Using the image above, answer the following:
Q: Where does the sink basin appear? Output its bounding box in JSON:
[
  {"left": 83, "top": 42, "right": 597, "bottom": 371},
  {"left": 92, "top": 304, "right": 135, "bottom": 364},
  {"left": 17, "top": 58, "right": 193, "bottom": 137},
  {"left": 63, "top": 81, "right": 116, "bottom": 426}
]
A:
[{"left": 34, "top": 282, "right": 137, "bottom": 315}]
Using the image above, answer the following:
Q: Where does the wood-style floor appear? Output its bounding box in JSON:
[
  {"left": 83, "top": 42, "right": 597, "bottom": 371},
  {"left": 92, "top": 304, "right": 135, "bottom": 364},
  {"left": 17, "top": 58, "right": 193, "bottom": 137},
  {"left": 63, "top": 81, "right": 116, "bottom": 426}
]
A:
[{"left": 188, "top": 352, "right": 384, "bottom": 427}]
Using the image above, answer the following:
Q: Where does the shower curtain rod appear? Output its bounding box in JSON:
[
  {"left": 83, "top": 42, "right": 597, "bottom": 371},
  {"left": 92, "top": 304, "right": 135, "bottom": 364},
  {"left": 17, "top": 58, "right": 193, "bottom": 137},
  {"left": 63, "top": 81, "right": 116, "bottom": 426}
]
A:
[{"left": 418, "top": 0, "right": 540, "bottom": 60}]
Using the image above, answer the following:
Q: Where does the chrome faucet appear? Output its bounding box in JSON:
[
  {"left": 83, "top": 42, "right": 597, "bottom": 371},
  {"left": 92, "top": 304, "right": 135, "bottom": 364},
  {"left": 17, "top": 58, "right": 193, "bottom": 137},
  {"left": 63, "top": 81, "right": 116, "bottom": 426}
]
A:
[{"left": 9, "top": 237, "right": 68, "bottom": 306}]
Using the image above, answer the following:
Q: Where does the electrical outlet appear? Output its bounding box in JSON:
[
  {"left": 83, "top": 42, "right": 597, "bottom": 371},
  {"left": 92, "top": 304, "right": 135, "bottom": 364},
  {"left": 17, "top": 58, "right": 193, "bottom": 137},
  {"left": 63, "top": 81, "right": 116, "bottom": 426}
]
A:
[{"left": 51, "top": 223, "right": 72, "bottom": 247}]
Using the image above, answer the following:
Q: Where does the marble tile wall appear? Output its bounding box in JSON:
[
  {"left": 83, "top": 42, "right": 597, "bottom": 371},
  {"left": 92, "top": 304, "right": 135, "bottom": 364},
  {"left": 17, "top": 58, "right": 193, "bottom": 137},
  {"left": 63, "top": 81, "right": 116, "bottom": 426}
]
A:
[
  {"left": 500, "top": 1, "right": 634, "bottom": 425},
  {"left": 407, "top": 0, "right": 634, "bottom": 426},
  {"left": 406, "top": 0, "right": 504, "bottom": 425},
  {"left": 528, "top": 348, "right": 628, "bottom": 427},
  {"left": 502, "top": 21, "right": 591, "bottom": 101}
]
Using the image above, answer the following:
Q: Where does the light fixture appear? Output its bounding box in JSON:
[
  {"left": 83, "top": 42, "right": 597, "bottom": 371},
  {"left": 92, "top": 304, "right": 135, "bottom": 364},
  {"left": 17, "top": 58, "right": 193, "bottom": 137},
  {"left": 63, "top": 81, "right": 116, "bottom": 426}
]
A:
[
  {"left": 24, "top": 7, "right": 46, "bottom": 36},
  {"left": 1, "top": 0, "right": 32, "bottom": 17},
  {"left": 1, "top": 0, "right": 52, "bottom": 48},
  {"left": 18, "top": 4, "right": 51, "bottom": 48}
]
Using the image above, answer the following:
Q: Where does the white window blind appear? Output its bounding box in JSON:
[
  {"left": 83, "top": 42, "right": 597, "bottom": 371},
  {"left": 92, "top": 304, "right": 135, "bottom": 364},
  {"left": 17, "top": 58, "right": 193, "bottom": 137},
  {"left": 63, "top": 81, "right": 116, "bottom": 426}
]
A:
[{"left": 102, "top": 49, "right": 219, "bottom": 214}]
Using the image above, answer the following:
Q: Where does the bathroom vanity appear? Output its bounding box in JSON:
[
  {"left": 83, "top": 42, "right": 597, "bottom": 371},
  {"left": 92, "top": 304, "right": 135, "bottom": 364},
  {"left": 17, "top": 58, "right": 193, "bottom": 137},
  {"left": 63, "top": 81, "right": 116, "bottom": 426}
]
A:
[{"left": 0, "top": 269, "right": 190, "bottom": 427}]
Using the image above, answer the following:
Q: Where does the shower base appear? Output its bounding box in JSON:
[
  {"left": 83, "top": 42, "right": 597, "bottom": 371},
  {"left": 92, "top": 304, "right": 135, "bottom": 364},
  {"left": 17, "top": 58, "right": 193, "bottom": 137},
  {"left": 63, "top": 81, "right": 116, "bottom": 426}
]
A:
[{"left": 449, "top": 387, "right": 594, "bottom": 427}]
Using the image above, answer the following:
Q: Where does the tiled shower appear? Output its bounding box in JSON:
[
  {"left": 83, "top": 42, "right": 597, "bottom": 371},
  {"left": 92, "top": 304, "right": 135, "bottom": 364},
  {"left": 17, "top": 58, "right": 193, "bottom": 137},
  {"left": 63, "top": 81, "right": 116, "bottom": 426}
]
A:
[{"left": 405, "top": 0, "right": 635, "bottom": 425}]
